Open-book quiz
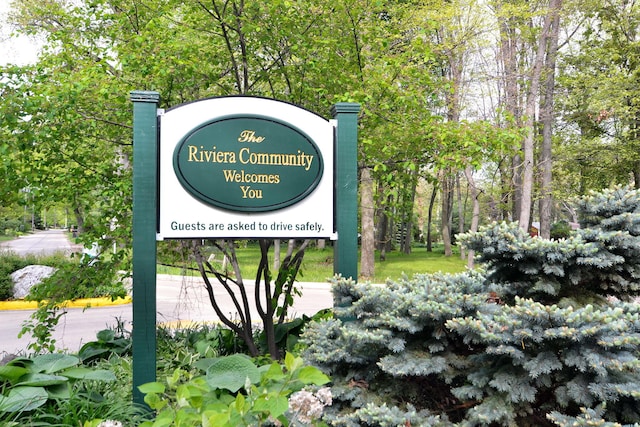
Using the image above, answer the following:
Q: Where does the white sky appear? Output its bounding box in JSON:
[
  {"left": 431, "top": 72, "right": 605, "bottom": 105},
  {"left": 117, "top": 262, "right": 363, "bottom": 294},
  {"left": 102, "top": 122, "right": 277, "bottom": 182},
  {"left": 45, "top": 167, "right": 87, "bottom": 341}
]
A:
[{"left": 0, "top": 0, "right": 41, "bottom": 65}]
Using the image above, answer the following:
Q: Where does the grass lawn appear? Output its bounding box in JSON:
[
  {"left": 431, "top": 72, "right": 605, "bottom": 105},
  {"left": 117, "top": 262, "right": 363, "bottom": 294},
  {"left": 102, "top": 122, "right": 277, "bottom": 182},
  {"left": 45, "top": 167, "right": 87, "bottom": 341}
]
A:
[{"left": 158, "top": 242, "right": 468, "bottom": 284}]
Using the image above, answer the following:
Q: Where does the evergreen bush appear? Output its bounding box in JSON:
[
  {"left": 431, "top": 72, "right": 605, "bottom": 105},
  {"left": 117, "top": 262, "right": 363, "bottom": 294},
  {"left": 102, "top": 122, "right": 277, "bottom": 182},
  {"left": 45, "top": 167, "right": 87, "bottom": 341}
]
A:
[{"left": 302, "top": 186, "right": 640, "bottom": 426}]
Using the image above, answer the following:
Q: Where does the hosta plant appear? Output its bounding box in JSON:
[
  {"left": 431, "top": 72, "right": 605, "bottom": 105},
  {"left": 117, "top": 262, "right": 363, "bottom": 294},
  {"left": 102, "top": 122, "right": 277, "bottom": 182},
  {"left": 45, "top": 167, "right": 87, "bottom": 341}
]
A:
[{"left": 0, "top": 353, "right": 116, "bottom": 419}]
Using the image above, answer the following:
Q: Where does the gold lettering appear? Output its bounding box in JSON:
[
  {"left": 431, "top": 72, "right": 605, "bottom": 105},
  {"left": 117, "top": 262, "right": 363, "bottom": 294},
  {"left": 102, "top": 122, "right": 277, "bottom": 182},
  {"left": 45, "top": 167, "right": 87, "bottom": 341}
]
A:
[
  {"left": 237, "top": 147, "right": 315, "bottom": 170},
  {"left": 240, "top": 185, "right": 263, "bottom": 199},
  {"left": 186, "top": 145, "right": 236, "bottom": 163},
  {"left": 188, "top": 145, "right": 199, "bottom": 162},
  {"left": 223, "top": 169, "right": 280, "bottom": 184},
  {"left": 238, "top": 130, "right": 265, "bottom": 143}
]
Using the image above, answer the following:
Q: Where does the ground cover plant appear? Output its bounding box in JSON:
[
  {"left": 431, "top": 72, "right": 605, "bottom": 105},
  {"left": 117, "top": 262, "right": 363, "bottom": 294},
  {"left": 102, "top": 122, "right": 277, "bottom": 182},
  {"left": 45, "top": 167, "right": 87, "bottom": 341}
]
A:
[
  {"left": 302, "top": 186, "right": 640, "bottom": 426},
  {"left": 139, "top": 352, "right": 331, "bottom": 426},
  {"left": 0, "top": 352, "right": 145, "bottom": 426}
]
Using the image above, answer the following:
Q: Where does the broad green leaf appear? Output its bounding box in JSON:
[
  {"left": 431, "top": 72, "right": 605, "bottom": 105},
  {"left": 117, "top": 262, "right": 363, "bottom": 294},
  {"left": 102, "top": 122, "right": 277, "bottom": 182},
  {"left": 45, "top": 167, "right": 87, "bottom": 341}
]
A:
[
  {"left": 0, "top": 365, "right": 29, "bottom": 383},
  {"left": 31, "top": 354, "right": 79, "bottom": 374},
  {"left": 261, "top": 362, "right": 285, "bottom": 381},
  {"left": 284, "top": 352, "right": 303, "bottom": 372},
  {"left": 45, "top": 382, "right": 71, "bottom": 399},
  {"left": 138, "top": 381, "right": 166, "bottom": 394},
  {"left": 205, "top": 355, "right": 260, "bottom": 393},
  {"left": 296, "top": 366, "right": 330, "bottom": 385},
  {"left": 95, "top": 328, "right": 116, "bottom": 342},
  {"left": 204, "top": 410, "right": 230, "bottom": 427},
  {"left": 0, "top": 386, "right": 48, "bottom": 413},
  {"left": 253, "top": 394, "right": 289, "bottom": 418},
  {"left": 61, "top": 367, "right": 116, "bottom": 381},
  {"left": 14, "top": 373, "right": 67, "bottom": 387}
]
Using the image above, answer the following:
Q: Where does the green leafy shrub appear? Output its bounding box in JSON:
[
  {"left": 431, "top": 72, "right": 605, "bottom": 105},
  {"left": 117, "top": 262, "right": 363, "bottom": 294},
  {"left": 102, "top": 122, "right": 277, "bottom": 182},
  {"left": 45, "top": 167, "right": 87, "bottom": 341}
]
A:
[
  {"left": 550, "top": 220, "right": 573, "bottom": 239},
  {"left": 0, "top": 252, "right": 76, "bottom": 301},
  {"left": 79, "top": 328, "right": 131, "bottom": 365},
  {"left": 0, "top": 252, "right": 38, "bottom": 300},
  {"left": 302, "top": 186, "right": 640, "bottom": 426},
  {"left": 139, "top": 352, "right": 330, "bottom": 426},
  {"left": 27, "top": 258, "right": 127, "bottom": 302},
  {"left": 0, "top": 353, "right": 116, "bottom": 422}
]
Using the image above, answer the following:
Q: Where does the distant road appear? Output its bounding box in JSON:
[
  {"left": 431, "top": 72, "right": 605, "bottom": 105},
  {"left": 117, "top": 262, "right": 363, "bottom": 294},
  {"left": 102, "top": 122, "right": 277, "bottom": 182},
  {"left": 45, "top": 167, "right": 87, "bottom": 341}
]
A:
[
  {"left": 0, "top": 275, "right": 334, "bottom": 355},
  {"left": 0, "top": 229, "right": 80, "bottom": 256}
]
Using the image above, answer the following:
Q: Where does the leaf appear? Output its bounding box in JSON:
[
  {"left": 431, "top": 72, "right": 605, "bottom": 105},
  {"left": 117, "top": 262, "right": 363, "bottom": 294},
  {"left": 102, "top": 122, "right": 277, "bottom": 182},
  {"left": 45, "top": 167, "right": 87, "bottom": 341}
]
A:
[
  {"left": 138, "top": 381, "right": 165, "bottom": 394},
  {"left": 205, "top": 355, "right": 260, "bottom": 393},
  {"left": 261, "top": 363, "right": 285, "bottom": 381},
  {"left": 296, "top": 366, "right": 330, "bottom": 385},
  {"left": 284, "top": 352, "right": 303, "bottom": 372},
  {"left": 45, "top": 382, "right": 71, "bottom": 399},
  {"left": 14, "top": 373, "right": 67, "bottom": 387},
  {"left": 0, "top": 386, "right": 48, "bottom": 413},
  {"left": 253, "top": 394, "right": 289, "bottom": 418},
  {"left": 31, "top": 353, "right": 79, "bottom": 374},
  {"left": 96, "top": 329, "right": 116, "bottom": 342},
  {"left": 61, "top": 367, "right": 116, "bottom": 381},
  {"left": 0, "top": 365, "right": 29, "bottom": 384}
]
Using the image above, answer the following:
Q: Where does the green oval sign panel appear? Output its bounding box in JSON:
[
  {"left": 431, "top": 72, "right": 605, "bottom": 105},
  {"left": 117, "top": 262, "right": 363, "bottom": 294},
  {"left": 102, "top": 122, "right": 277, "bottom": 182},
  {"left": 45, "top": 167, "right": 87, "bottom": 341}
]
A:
[{"left": 173, "top": 115, "right": 324, "bottom": 212}]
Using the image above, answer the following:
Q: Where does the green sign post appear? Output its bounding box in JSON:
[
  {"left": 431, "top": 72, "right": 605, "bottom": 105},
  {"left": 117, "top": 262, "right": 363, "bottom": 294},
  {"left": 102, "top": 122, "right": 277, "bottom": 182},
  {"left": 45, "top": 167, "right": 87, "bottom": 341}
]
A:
[
  {"left": 332, "top": 103, "right": 360, "bottom": 281},
  {"left": 130, "top": 93, "right": 359, "bottom": 406},
  {"left": 130, "top": 90, "right": 160, "bottom": 405}
]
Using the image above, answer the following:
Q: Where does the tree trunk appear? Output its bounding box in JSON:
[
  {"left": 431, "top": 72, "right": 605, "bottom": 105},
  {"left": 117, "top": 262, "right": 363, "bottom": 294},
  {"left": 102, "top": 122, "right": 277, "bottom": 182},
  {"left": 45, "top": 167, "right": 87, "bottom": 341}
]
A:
[
  {"left": 426, "top": 183, "right": 438, "bottom": 252},
  {"left": 360, "top": 166, "right": 375, "bottom": 279},
  {"left": 376, "top": 191, "right": 392, "bottom": 261},
  {"left": 273, "top": 239, "right": 281, "bottom": 270},
  {"left": 457, "top": 173, "right": 466, "bottom": 259},
  {"left": 72, "top": 195, "right": 85, "bottom": 234},
  {"left": 441, "top": 171, "right": 454, "bottom": 257},
  {"left": 496, "top": 2, "right": 522, "bottom": 222},
  {"left": 400, "top": 169, "right": 418, "bottom": 254},
  {"left": 519, "top": 0, "right": 560, "bottom": 232},
  {"left": 539, "top": 0, "right": 562, "bottom": 239},
  {"left": 464, "top": 166, "right": 481, "bottom": 269}
]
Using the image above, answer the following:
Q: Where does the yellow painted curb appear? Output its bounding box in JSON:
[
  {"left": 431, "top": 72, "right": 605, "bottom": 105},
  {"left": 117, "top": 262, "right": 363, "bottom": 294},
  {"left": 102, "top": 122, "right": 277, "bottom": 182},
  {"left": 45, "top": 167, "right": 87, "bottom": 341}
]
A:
[{"left": 0, "top": 296, "right": 132, "bottom": 311}]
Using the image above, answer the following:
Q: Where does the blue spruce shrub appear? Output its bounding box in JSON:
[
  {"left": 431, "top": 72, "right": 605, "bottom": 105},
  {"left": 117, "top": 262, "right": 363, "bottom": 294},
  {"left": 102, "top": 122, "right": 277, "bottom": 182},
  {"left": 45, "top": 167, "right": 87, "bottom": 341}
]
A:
[{"left": 302, "top": 186, "right": 640, "bottom": 427}]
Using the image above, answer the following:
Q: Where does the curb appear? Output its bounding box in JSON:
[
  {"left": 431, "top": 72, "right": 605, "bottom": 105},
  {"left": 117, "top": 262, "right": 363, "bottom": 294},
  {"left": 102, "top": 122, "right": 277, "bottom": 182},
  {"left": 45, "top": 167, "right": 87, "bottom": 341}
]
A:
[{"left": 0, "top": 296, "right": 132, "bottom": 311}]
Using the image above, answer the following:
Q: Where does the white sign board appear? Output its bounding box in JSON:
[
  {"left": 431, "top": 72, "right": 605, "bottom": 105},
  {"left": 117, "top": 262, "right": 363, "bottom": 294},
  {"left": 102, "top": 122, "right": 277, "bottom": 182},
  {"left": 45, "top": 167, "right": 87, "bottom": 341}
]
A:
[{"left": 158, "top": 97, "right": 335, "bottom": 239}]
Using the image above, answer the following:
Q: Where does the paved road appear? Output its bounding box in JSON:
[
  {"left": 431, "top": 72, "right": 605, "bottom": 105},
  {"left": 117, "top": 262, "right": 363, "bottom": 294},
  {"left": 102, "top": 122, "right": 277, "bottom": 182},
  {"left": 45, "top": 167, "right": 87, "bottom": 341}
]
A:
[
  {"left": 0, "top": 229, "right": 80, "bottom": 256},
  {"left": 0, "top": 275, "right": 334, "bottom": 355},
  {"left": 0, "top": 232, "right": 334, "bottom": 355}
]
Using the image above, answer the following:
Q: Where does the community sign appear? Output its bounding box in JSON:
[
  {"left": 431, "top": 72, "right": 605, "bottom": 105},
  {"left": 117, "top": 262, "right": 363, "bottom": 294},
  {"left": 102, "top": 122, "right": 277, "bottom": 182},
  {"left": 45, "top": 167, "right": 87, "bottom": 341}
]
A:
[{"left": 158, "top": 96, "right": 335, "bottom": 239}]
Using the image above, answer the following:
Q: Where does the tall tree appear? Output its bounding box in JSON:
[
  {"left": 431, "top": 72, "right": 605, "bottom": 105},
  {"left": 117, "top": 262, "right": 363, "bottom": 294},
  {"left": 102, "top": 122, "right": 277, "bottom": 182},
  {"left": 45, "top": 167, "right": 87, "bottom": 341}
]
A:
[{"left": 538, "top": 0, "right": 563, "bottom": 238}]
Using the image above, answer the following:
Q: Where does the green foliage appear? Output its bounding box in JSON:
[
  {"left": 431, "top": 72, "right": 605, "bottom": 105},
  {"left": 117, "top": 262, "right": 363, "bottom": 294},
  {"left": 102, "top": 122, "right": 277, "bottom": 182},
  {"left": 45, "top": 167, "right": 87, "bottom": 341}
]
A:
[
  {"left": 550, "top": 220, "right": 573, "bottom": 239},
  {"left": 78, "top": 327, "right": 131, "bottom": 365},
  {"left": 302, "top": 186, "right": 640, "bottom": 426},
  {"left": 0, "top": 252, "right": 67, "bottom": 301},
  {"left": 460, "top": 186, "right": 640, "bottom": 305},
  {"left": 27, "top": 257, "right": 127, "bottom": 302},
  {"left": 155, "top": 324, "right": 249, "bottom": 375},
  {"left": 0, "top": 353, "right": 115, "bottom": 421},
  {"left": 12, "top": 255, "right": 128, "bottom": 354},
  {"left": 18, "top": 301, "right": 65, "bottom": 353},
  {"left": 139, "top": 352, "right": 330, "bottom": 426},
  {"left": 257, "top": 309, "right": 334, "bottom": 356}
]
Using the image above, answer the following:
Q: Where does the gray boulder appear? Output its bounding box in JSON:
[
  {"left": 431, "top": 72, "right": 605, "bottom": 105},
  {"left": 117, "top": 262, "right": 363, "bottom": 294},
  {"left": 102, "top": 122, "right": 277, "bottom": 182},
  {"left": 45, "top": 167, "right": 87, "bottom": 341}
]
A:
[{"left": 11, "top": 265, "right": 57, "bottom": 299}]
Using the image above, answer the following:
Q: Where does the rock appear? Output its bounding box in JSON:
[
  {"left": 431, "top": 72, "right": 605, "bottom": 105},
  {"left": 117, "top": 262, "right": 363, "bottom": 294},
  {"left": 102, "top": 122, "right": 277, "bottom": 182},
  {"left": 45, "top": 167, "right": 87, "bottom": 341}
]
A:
[{"left": 10, "top": 265, "right": 57, "bottom": 299}]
